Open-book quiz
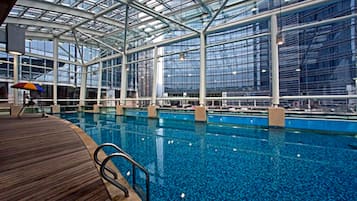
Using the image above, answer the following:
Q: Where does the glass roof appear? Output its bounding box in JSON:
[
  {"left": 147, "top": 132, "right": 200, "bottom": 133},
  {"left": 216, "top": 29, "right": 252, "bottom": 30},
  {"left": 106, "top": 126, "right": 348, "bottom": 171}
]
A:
[{"left": 3, "top": 0, "right": 303, "bottom": 51}]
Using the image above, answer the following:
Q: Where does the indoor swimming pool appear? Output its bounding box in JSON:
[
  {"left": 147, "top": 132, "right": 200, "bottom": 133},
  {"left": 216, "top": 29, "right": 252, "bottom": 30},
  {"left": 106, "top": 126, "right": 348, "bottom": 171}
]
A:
[{"left": 60, "top": 113, "right": 357, "bottom": 201}]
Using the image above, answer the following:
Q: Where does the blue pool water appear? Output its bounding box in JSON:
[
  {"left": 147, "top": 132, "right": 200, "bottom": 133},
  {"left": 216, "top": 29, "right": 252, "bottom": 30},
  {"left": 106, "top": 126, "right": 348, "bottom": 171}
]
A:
[{"left": 60, "top": 113, "right": 357, "bottom": 201}]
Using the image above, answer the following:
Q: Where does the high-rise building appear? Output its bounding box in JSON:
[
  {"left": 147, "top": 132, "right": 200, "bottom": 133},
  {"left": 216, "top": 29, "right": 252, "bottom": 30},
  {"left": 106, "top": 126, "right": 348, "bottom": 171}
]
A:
[{"left": 162, "top": 0, "right": 356, "bottom": 108}]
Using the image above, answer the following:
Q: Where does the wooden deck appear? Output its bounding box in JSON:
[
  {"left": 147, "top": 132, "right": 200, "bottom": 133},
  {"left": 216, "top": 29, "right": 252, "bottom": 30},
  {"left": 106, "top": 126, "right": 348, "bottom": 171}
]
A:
[{"left": 0, "top": 115, "right": 111, "bottom": 201}]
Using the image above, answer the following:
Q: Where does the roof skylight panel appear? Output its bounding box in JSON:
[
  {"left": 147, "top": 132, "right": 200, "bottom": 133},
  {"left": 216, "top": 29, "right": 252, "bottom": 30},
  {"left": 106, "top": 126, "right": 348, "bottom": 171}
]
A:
[
  {"left": 42, "top": 11, "right": 60, "bottom": 20},
  {"left": 27, "top": 26, "right": 39, "bottom": 31},
  {"left": 71, "top": 0, "right": 84, "bottom": 7},
  {"left": 154, "top": 23, "right": 165, "bottom": 29},
  {"left": 145, "top": 0, "right": 157, "bottom": 6},
  {"left": 40, "top": 15, "right": 52, "bottom": 21},
  {"left": 64, "top": 32, "right": 74, "bottom": 37},
  {"left": 139, "top": 16, "right": 155, "bottom": 23},
  {"left": 102, "top": 0, "right": 115, "bottom": 7},
  {"left": 148, "top": 20, "right": 161, "bottom": 27},
  {"left": 23, "top": 13, "right": 38, "bottom": 19},
  {"left": 9, "top": 6, "right": 25, "bottom": 17},
  {"left": 86, "top": 0, "right": 108, "bottom": 11},
  {"left": 52, "top": 29, "right": 61, "bottom": 34},
  {"left": 66, "top": 19, "right": 77, "bottom": 25},
  {"left": 86, "top": 21, "right": 106, "bottom": 30},
  {"left": 72, "top": 16, "right": 87, "bottom": 24},
  {"left": 77, "top": 2, "right": 94, "bottom": 11},
  {"left": 182, "top": 8, "right": 202, "bottom": 19},
  {"left": 57, "top": 14, "right": 72, "bottom": 22},
  {"left": 138, "top": 12, "right": 148, "bottom": 18},
  {"left": 40, "top": 27, "right": 50, "bottom": 32},
  {"left": 90, "top": 6, "right": 104, "bottom": 13},
  {"left": 26, "top": 8, "right": 44, "bottom": 18},
  {"left": 144, "top": 27, "right": 153, "bottom": 32},
  {"left": 54, "top": 18, "right": 66, "bottom": 23},
  {"left": 61, "top": 2, "right": 71, "bottom": 7},
  {"left": 79, "top": 35, "right": 89, "bottom": 40},
  {"left": 105, "top": 11, "right": 122, "bottom": 20},
  {"left": 86, "top": 0, "right": 100, "bottom": 4},
  {"left": 126, "top": 16, "right": 138, "bottom": 26},
  {"left": 154, "top": 0, "right": 173, "bottom": 11},
  {"left": 137, "top": 24, "right": 146, "bottom": 30},
  {"left": 105, "top": 5, "right": 128, "bottom": 19}
]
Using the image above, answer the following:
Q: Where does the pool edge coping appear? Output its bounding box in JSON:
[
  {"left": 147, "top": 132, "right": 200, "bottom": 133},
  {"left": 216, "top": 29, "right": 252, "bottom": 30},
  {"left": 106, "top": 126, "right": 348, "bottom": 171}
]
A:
[{"left": 53, "top": 115, "right": 141, "bottom": 201}]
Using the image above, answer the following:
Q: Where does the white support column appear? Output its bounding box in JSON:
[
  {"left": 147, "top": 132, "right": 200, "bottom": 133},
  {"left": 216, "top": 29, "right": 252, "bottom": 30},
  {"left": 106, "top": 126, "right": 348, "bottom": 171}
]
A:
[
  {"left": 120, "top": 55, "right": 127, "bottom": 105},
  {"left": 199, "top": 31, "right": 206, "bottom": 106},
  {"left": 151, "top": 46, "right": 158, "bottom": 105},
  {"left": 79, "top": 65, "right": 87, "bottom": 106},
  {"left": 10, "top": 54, "right": 23, "bottom": 117},
  {"left": 269, "top": 14, "right": 285, "bottom": 127},
  {"left": 97, "top": 61, "right": 103, "bottom": 105},
  {"left": 53, "top": 38, "right": 58, "bottom": 105},
  {"left": 195, "top": 31, "right": 207, "bottom": 122},
  {"left": 120, "top": 5, "right": 129, "bottom": 106},
  {"left": 271, "top": 14, "right": 280, "bottom": 107},
  {"left": 13, "top": 54, "right": 19, "bottom": 104}
]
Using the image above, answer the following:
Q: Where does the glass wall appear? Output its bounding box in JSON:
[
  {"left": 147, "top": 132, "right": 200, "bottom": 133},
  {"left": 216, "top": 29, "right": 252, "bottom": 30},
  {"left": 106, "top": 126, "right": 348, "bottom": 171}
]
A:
[
  {"left": 161, "top": 0, "right": 357, "bottom": 111},
  {"left": 0, "top": 0, "right": 355, "bottom": 112},
  {"left": 163, "top": 38, "right": 200, "bottom": 96},
  {"left": 0, "top": 52, "right": 14, "bottom": 79},
  {"left": 0, "top": 38, "right": 102, "bottom": 106}
]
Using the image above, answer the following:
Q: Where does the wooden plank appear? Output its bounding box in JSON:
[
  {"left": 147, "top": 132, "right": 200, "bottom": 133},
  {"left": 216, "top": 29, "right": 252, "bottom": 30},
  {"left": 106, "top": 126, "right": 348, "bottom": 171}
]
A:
[{"left": 0, "top": 116, "right": 110, "bottom": 201}]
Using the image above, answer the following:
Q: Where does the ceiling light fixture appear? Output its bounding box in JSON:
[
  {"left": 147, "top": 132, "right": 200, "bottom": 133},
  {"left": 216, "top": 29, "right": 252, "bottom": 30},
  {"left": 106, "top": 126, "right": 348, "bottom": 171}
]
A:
[
  {"left": 277, "top": 32, "right": 284, "bottom": 45},
  {"left": 179, "top": 52, "right": 185, "bottom": 61}
]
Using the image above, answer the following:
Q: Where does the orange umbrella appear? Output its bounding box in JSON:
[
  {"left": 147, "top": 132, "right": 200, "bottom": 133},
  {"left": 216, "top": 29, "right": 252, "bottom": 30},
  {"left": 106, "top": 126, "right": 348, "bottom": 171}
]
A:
[{"left": 11, "top": 82, "right": 44, "bottom": 92}]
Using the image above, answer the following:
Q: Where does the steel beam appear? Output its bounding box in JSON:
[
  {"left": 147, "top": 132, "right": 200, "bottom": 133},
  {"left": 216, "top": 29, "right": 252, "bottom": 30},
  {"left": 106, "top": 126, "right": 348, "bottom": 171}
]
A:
[
  {"left": 5, "top": 17, "right": 71, "bottom": 30},
  {"left": 118, "top": 0, "right": 199, "bottom": 33},
  {"left": 131, "top": 0, "right": 218, "bottom": 29},
  {"left": 196, "top": 0, "right": 213, "bottom": 18},
  {"left": 76, "top": 29, "right": 123, "bottom": 54},
  {"left": 203, "top": 0, "right": 229, "bottom": 32},
  {"left": 73, "top": 31, "right": 85, "bottom": 64},
  {"left": 5, "top": 17, "right": 105, "bottom": 37},
  {"left": 57, "top": 2, "right": 123, "bottom": 37},
  {"left": 16, "top": 0, "right": 125, "bottom": 29},
  {"left": 123, "top": 5, "right": 129, "bottom": 52},
  {"left": 25, "top": 31, "right": 74, "bottom": 43}
]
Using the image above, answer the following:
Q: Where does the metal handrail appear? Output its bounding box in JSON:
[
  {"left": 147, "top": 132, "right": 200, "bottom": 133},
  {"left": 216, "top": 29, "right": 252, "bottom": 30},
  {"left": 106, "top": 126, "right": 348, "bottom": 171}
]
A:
[
  {"left": 94, "top": 143, "right": 133, "bottom": 179},
  {"left": 100, "top": 153, "right": 129, "bottom": 197},
  {"left": 101, "top": 153, "right": 150, "bottom": 201},
  {"left": 94, "top": 143, "right": 150, "bottom": 201}
]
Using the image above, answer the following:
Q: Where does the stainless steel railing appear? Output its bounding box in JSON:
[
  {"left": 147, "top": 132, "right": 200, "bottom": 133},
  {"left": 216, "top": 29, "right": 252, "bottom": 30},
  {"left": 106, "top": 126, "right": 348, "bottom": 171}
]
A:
[{"left": 94, "top": 143, "right": 150, "bottom": 201}]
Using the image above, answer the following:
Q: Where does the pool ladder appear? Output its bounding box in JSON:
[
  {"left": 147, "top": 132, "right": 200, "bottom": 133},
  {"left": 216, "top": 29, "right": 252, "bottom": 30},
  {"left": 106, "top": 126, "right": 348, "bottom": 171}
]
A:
[{"left": 94, "top": 143, "right": 150, "bottom": 201}]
